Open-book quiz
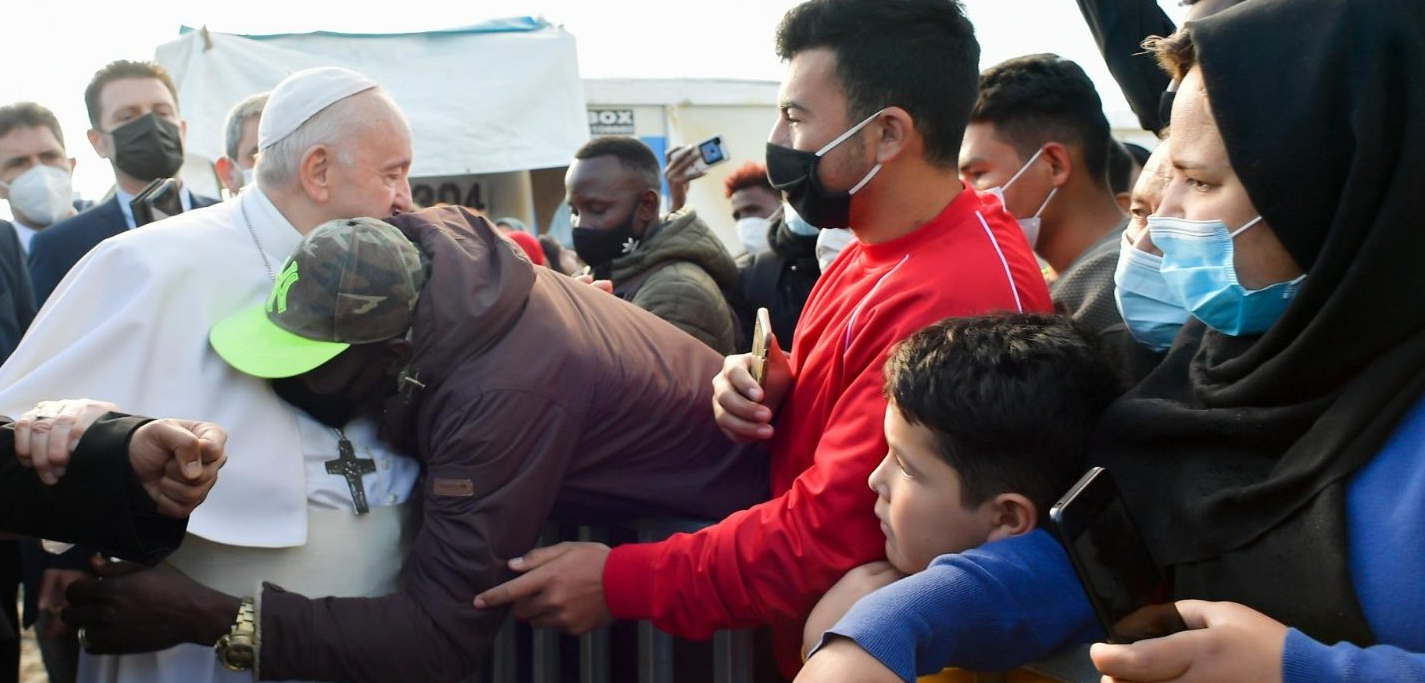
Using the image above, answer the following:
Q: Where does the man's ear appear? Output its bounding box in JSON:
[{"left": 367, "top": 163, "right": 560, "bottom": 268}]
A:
[
  {"left": 299, "top": 145, "right": 333, "bottom": 203},
  {"left": 87, "top": 128, "right": 109, "bottom": 160},
  {"left": 637, "top": 188, "right": 661, "bottom": 223},
  {"left": 873, "top": 106, "right": 915, "bottom": 166},
  {"left": 1041, "top": 142, "right": 1074, "bottom": 187},
  {"left": 215, "top": 156, "right": 240, "bottom": 195},
  {"left": 983, "top": 493, "right": 1038, "bottom": 543}
]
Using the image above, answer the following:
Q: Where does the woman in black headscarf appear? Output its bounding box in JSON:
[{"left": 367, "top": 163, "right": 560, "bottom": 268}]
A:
[{"left": 1089, "top": 0, "right": 1425, "bottom": 679}]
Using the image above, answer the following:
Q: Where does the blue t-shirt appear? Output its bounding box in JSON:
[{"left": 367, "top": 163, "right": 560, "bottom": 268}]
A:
[{"left": 823, "top": 396, "right": 1425, "bottom": 683}]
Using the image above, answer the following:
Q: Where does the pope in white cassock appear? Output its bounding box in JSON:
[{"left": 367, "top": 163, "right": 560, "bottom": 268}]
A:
[{"left": 0, "top": 67, "right": 423, "bottom": 683}]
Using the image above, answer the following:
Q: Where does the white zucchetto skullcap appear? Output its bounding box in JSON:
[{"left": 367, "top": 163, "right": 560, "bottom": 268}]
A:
[{"left": 257, "top": 66, "right": 378, "bottom": 150}]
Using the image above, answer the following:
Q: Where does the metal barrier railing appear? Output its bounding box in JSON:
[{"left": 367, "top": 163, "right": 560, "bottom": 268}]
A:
[
  {"left": 469, "top": 519, "right": 755, "bottom": 683},
  {"left": 468, "top": 520, "right": 1098, "bottom": 683}
]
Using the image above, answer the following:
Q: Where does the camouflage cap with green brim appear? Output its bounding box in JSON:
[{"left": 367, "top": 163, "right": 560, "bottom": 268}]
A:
[{"left": 210, "top": 216, "right": 428, "bottom": 379}]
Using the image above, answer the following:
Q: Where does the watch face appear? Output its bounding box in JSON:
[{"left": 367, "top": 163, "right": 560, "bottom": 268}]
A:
[{"left": 216, "top": 636, "right": 257, "bottom": 671}]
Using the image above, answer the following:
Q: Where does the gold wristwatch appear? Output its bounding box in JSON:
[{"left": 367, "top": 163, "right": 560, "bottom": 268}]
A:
[{"left": 214, "top": 598, "right": 257, "bottom": 672}]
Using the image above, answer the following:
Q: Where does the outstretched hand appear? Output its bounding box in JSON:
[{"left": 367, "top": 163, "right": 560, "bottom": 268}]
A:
[
  {"left": 574, "top": 273, "right": 614, "bottom": 295},
  {"left": 473, "top": 541, "right": 613, "bottom": 635},
  {"left": 64, "top": 557, "right": 239, "bottom": 653}
]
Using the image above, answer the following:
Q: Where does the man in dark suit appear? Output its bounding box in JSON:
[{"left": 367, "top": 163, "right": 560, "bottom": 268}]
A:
[
  {"left": 29, "top": 61, "right": 217, "bottom": 305},
  {"left": 0, "top": 101, "right": 64, "bottom": 683},
  {"left": 0, "top": 103, "right": 86, "bottom": 258}
]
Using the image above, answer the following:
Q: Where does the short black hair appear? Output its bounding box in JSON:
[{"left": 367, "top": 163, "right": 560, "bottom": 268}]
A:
[
  {"left": 0, "top": 102, "right": 64, "bottom": 148},
  {"left": 883, "top": 313, "right": 1122, "bottom": 522},
  {"left": 775, "top": 0, "right": 980, "bottom": 169},
  {"left": 573, "top": 136, "right": 661, "bottom": 191},
  {"left": 84, "top": 60, "right": 180, "bottom": 128},
  {"left": 1107, "top": 140, "right": 1134, "bottom": 195},
  {"left": 972, "top": 54, "right": 1113, "bottom": 189}
]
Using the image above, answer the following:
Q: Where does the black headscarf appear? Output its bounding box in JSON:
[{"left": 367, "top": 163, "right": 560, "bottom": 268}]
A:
[{"left": 1091, "top": 0, "right": 1425, "bottom": 645}]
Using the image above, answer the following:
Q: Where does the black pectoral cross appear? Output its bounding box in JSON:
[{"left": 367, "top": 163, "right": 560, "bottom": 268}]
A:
[{"left": 326, "top": 432, "right": 376, "bottom": 515}]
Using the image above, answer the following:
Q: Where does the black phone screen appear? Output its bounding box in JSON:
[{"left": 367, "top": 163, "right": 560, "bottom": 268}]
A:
[{"left": 1052, "top": 467, "right": 1187, "bottom": 643}]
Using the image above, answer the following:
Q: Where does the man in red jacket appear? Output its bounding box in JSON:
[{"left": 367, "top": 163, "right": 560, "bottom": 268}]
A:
[{"left": 475, "top": 0, "right": 1052, "bottom": 675}]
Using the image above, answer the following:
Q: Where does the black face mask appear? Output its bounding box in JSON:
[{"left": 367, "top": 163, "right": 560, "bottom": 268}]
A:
[
  {"left": 108, "top": 113, "right": 185, "bottom": 182},
  {"left": 764, "top": 109, "right": 883, "bottom": 230},
  {"left": 272, "top": 375, "right": 367, "bottom": 429},
  {"left": 572, "top": 206, "right": 642, "bottom": 270}
]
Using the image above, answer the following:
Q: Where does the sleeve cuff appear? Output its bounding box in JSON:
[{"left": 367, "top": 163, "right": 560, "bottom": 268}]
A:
[
  {"left": 817, "top": 626, "right": 915, "bottom": 682},
  {"left": 603, "top": 542, "right": 660, "bottom": 620}
]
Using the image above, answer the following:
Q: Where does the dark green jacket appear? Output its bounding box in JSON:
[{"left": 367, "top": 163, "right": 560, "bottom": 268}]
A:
[{"left": 610, "top": 209, "right": 740, "bottom": 355}]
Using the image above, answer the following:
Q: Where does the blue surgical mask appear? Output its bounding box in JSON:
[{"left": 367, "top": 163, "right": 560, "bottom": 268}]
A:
[
  {"left": 1113, "top": 231, "right": 1188, "bottom": 352},
  {"left": 1149, "top": 215, "right": 1305, "bottom": 336},
  {"left": 783, "top": 203, "right": 819, "bottom": 236}
]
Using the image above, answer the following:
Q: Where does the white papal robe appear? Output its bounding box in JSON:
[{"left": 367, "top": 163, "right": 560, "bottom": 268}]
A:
[{"left": 0, "top": 188, "right": 420, "bottom": 683}]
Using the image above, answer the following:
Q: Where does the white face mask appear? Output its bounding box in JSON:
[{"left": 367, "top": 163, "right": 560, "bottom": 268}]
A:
[
  {"left": 737, "top": 216, "right": 773, "bottom": 255},
  {"left": 240, "top": 167, "right": 255, "bottom": 188},
  {"left": 1, "top": 164, "right": 73, "bottom": 227},
  {"left": 985, "top": 147, "right": 1057, "bottom": 249},
  {"left": 815, "top": 227, "right": 856, "bottom": 271}
]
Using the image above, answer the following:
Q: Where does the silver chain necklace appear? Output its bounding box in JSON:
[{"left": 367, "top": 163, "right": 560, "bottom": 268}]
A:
[{"left": 240, "top": 202, "right": 276, "bottom": 281}]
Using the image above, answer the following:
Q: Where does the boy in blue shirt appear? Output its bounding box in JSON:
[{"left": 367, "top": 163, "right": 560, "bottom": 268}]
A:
[{"left": 802, "top": 313, "right": 1121, "bottom": 678}]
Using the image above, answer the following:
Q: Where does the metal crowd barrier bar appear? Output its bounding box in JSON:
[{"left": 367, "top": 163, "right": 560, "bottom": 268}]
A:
[
  {"left": 469, "top": 520, "right": 1098, "bottom": 683},
  {"left": 471, "top": 519, "right": 755, "bottom": 683}
]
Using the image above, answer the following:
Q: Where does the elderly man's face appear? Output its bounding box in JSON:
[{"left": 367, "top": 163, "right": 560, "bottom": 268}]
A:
[{"left": 325, "top": 97, "right": 413, "bottom": 221}]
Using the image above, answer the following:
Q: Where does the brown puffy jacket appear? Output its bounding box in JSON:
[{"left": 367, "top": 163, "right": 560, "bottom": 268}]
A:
[{"left": 258, "top": 207, "right": 769, "bottom": 683}]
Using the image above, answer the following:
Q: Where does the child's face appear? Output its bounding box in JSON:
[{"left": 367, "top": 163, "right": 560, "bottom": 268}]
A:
[{"left": 869, "top": 404, "right": 1003, "bottom": 574}]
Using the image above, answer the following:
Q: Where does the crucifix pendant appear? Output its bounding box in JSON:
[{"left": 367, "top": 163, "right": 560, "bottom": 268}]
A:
[{"left": 325, "top": 431, "right": 376, "bottom": 514}]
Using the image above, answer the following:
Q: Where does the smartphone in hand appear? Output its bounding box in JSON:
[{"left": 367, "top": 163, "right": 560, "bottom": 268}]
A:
[
  {"left": 693, "top": 135, "right": 729, "bottom": 174},
  {"left": 750, "top": 307, "right": 773, "bottom": 386},
  {"left": 1050, "top": 467, "right": 1187, "bottom": 643}
]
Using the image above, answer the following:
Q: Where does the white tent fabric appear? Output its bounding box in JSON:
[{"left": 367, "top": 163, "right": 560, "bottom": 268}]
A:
[{"left": 155, "top": 18, "right": 589, "bottom": 176}]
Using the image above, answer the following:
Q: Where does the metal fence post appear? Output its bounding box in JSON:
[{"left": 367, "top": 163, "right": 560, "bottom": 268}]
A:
[{"left": 578, "top": 526, "right": 611, "bottom": 683}]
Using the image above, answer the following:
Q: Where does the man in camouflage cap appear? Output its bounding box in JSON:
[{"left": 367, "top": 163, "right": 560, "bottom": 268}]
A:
[
  {"left": 104, "top": 205, "right": 770, "bottom": 683},
  {"left": 210, "top": 216, "right": 427, "bottom": 388}
]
